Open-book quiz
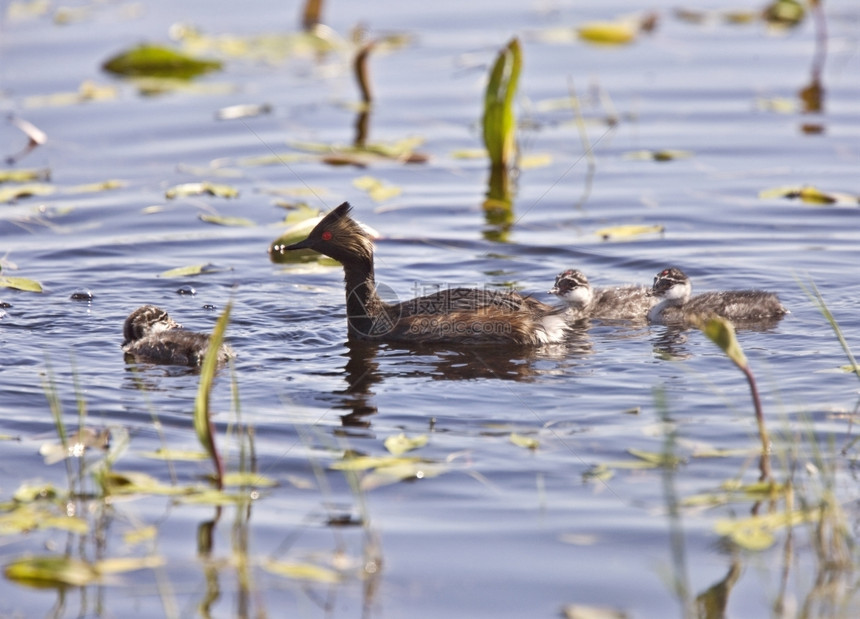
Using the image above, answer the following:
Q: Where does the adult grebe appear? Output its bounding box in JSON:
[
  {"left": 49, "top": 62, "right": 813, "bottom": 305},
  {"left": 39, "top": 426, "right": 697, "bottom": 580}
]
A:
[
  {"left": 122, "top": 305, "right": 234, "bottom": 366},
  {"left": 648, "top": 267, "right": 787, "bottom": 325},
  {"left": 280, "top": 202, "right": 567, "bottom": 345},
  {"left": 549, "top": 269, "right": 656, "bottom": 321}
]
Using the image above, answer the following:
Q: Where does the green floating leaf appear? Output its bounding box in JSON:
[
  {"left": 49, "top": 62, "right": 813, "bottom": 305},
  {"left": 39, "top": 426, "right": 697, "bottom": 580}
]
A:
[
  {"left": 701, "top": 316, "right": 747, "bottom": 369},
  {"left": 165, "top": 181, "right": 239, "bottom": 199},
  {"left": 509, "top": 432, "right": 539, "bottom": 450},
  {"left": 627, "top": 448, "right": 685, "bottom": 468},
  {"left": 0, "top": 168, "right": 50, "bottom": 184},
  {"left": 352, "top": 175, "right": 402, "bottom": 202},
  {"left": 5, "top": 555, "right": 98, "bottom": 588},
  {"left": 159, "top": 263, "right": 215, "bottom": 278},
  {"left": 594, "top": 224, "right": 664, "bottom": 241},
  {"left": 0, "top": 276, "right": 43, "bottom": 292},
  {"left": 138, "top": 448, "right": 209, "bottom": 461},
  {"left": 261, "top": 559, "right": 341, "bottom": 584},
  {"left": 759, "top": 185, "right": 858, "bottom": 205},
  {"left": 102, "top": 471, "right": 192, "bottom": 496},
  {"left": 12, "top": 482, "right": 63, "bottom": 503},
  {"left": 66, "top": 179, "right": 126, "bottom": 194},
  {"left": 360, "top": 461, "right": 447, "bottom": 491},
  {"left": 123, "top": 526, "right": 157, "bottom": 546},
  {"left": 482, "top": 37, "right": 521, "bottom": 169},
  {"left": 222, "top": 471, "right": 277, "bottom": 487},
  {"left": 329, "top": 455, "right": 421, "bottom": 472},
  {"left": 714, "top": 509, "right": 818, "bottom": 550},
  {"left": 199, "top": 213, "right": 254, "bottom": 227},
  {"left": 102, "top": 44, "right": 222, "bottom": 79},
  {"left": 384, "top": 433, "right": 428, "bottom": 456},
  {"left": 0, "top": 504, "right": 87, "bottom": 536},
  {"left": 578, "top": 21, "right": 638, "bottom": 45},
  {"left": 582, "top": 464, "right": 615, "bottom": 482},
  {"left": 176, "top": 489, "right": 250, "bottom": 505},
  {"left": 0, "top": 183, "right": 55, "bottom": 203}
]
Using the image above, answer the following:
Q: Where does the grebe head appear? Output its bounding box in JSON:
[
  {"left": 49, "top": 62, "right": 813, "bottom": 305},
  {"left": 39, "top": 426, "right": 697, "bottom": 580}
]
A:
[
  {"left": 122, "top": 305, "right": 181, "bottom": 346},
  {"left": 281, "top": 202, "right": 373, "bottom": 265},
  {"left": 651, "top": 267, "right": 692, "bottom": 304},
  {"left": 549, "top": 269, "right": 594, "bottom": 310}
]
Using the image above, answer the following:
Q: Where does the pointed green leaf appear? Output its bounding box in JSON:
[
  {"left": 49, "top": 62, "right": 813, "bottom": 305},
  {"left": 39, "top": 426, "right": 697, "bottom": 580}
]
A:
[
  {"left": 701, "top": 316, "right": 747, "bottom": 369},
  {"left": 103, "top": 44, "right": 222, "bottom": 79},
  {"left": 482, "top": 37, "right": 521, "bottom": 168},
  {"left": 0, "top": 183, "right": 55, "bottom": 202},
  {"left": 0, "top": 276, "right": 43, "bottom": 292},
  {"left": 199, "top": 213, "right": 254, "bottom": 227}
]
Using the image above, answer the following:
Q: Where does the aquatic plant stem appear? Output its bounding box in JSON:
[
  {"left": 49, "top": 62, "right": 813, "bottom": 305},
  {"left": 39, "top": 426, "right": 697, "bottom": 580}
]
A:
[{"left": 740, "top": 364, "right": 771, "bottom": 481}]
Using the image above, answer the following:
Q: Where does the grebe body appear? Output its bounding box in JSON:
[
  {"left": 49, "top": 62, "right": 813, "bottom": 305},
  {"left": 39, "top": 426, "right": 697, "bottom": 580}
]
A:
[
  {"left": 281, "top": 202, "right": 567, "bottom": 345},
  {"left": 549, "top": 269, "right": 656, "bottom": 321},
  {"left": 648, "top": 267, "right": 787, "bottom": 325},
  {"left": 122, "top": 305, "right": 233, "bottom": 366}
]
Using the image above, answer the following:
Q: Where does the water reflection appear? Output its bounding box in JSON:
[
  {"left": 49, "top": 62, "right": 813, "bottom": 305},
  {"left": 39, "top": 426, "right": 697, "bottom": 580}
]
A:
[
  {"left": 333, "top": 330, "right": 592, "bottom": 429},
  {"left": 650, "top": 317, "right": 786, "bottom": 360}
]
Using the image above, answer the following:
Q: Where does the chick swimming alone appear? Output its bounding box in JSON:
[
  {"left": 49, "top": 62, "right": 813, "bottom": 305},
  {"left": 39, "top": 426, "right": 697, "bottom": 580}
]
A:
[
  {"left": 648, "top": 267, "right": 788, "bottom": 325},
  {"left": 122, "top": 305, "right": 233, "bottom": 366},
  {"left": 549, "top": 269, "right": 656, "bottom": 321},
  {"left": 280, "top": 202, "right": 567, "bottom": 345}
]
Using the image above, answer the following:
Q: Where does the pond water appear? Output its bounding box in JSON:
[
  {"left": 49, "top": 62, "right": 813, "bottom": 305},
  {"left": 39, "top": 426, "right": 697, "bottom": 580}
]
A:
[{"left": 2, "top": 0, "right": 860, "bottom": 616}]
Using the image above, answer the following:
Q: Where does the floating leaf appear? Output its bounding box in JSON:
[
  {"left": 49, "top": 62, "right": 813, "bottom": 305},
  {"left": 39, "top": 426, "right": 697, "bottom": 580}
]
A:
[
  {"left": 199, "top": 213, "right": 254, "bottom": 227},
  {"left": 594, "top": 224, "right": 664, "bottom": 241},
  {"left": 0, "top": 276, "right": 43, "bottom": 292},
  {"left": 520, "top": 153, "right": 553, "bottom": 169},
  {"left": 0, "top": 168, "right": 50, "bottom": 183},
  {"left": 165, "top": 182, "right": 239, "bottom": 199},
  {"left": 102, "top": 44, "right": 222, "bottom": 79},
  {"left": 102, "top": 471, "right": 192, "bottom": 496},
  {"left": 262, "top": 559, "right": 341, "bottom": 584},
  {"left": 714, "top": 509, "right": 818, "bottom": 550},
  {"left": 138, "top": 448, "right": 209, "bottom": 461},
  {"left": 562, "top": 603, "right": 629, "bottom": 619},
  {"left": 360, "top": 461, "right": 447, "bottom": 491},
  {"left": 124, "top": 526, "right": 157, "bottom": 546},
  {"left": 5, "top": 555, "right": 99, "bottom": 587},
  {"left": 623, "top": 149, "right": 693, "bottom": 161},
  {"left": 95, "top": 556, "right": 165, "bottom": 575},
  {"left": 701, "top": 316, "right": 747, "bottom": 369},
  {"left": 159, "top": 263, "right": 214, "bottom": 278},
  {"left": 0, "top": 504, "right": 87, "bottom": 535},
  {"left": 754, "top": 97, "right": 797, "bottom": 114},
  {"left": 66, "top": 179, "right": 126, "bottom": 194},
  {"left": 177, "top": 489, "right": 249, "bottom": 505},
  {"left": 353, "top": 175, "right": 402, "bottom": 202},
  {"left": 762, "top": 0, "right": 805, "bottom": 28},
  {"left": 222, "top": 472, "right": 277, "bottom": 487},
  {"left": 12, "top": 482, "right": 62, "bottom": 503},
  {"left": 578, "top": 21, "right": 638, "bottom": 45},
  {"left": 0, "top": 183, "right": 55, "bottom": 202},
  {"left": 384, "top": 433, "right": 428, "bottom": 456},
  {"left": 582, "top": 464, "right": 615, "bottom": 482},
  {"left": 627, "top": 448, "right": 685, "bottom": 468},
  {"left": 450, "top": 148, "right": 488, "bottom": 159},
  {"left": 329, "top": 455, "right": 421, "bottom": 472},
  {"left": 509, "top": 432, "right": 539, "bottom": 450},
  {"left": 23, "top": 80, "right": 118, "bottom": 108}
]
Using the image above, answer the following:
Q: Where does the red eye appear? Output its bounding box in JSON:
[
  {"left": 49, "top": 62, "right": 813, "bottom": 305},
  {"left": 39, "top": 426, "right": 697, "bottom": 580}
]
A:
[{"left": 321, "top": 230, "right": 332, "bottom": 241}]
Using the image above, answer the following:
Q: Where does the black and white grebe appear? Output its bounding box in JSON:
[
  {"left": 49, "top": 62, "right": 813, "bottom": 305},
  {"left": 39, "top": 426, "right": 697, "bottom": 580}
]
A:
[
  {"left": 549, "top": 269, "right": 656, "bottom": 321},
  {"left": 122, "top": 305, "right": 233, "bottom": 366},
  {"left": 648, "top": 267, "right": 788, "bottom": 325},
  {"left": 280, "top": 202, "right": 567, "bottom": 345}
]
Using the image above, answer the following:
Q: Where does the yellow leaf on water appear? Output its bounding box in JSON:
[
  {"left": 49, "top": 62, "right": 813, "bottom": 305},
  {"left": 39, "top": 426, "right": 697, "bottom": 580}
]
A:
[
  {"left": 594, "top": 224, "right": 664, "bottom": 241},
  {"left": 714, "top": 509, "right": 818, "bottom": 550},
  {"left": 222, "top": 471, "right": 277, "bottom": 487},
  {"left": 0, "top": 276, "right": 42, "bottom": 292},
  {"left": 66, "top": 179, "right": 126, "bottom": 194},
  {"left": 578, "top": 21, "right": 638, "bottom": 45},
  {"left": 199, "top": 213, "right": 255, "bottom": 227},
  {"left": 124, "top": 526, "right": 157, "bottom": 546},
  {"left": 627, "top": 448, "right": 685, "bottom": 468},
  {"left": 262, "top": 559, "right": 341, "bottom": 584},
  {"left": 0, "top": 168, "right": 50, "bottom": 183},
  {"left": 95, "top": 556, "right": 165, "bottom": 575},
  {"left": 624, "top": 149, "right": 693, "bottom": 161},
  {"left": 519, "top": 153, "right": 553, "bottom": 169},
  {"left": 0, "top": 183, "right": 55, "bottom": 202},
  {"left": 4, "top": 555, "right": 98, "bottom": 587},
  {"left": 352, "top": 175, "right": 402, "bottom": 202},
  {"left": 450, "top": 148, "right": 488, "bottom": 159},
  {"left": 159, "top": 263, "right": 214, "bottom": 278},
  {"left": 360, "top": 461, "right": 447, "bottom": 491},
  {"left": 139, "top": 448, "right": 209, "bottom": 461},
  {"left": 329, "top": 455, "right": 421, "bottom": 472},
  {"left": 384, "top": 433, "right": 428, "bottom": 456},
  {"left": 509, "top": 432, "right": 539, "bottom": 450},
  {"left": 562, "top": 603, "right": 629, "bottom": 619}
]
